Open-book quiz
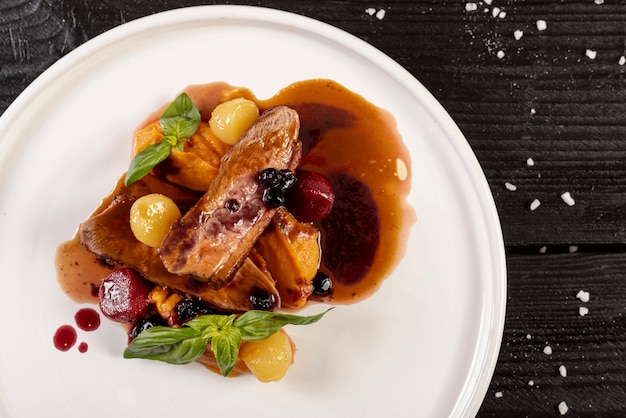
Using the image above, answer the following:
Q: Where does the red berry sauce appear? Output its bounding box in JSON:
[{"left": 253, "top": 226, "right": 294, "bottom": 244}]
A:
[
  {"left": 75, "top": 307, "right": 101, "bottom": 331},
  {"left": 53, "top": 325, "right": 77, "bottom": 352}
]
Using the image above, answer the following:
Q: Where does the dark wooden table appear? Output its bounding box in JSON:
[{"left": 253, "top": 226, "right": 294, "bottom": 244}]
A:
[{"left": 2, "top": 1, "right": 625, "bottom": 416}]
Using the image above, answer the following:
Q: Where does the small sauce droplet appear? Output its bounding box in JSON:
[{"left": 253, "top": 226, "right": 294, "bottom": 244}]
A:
[
  {"left": 78, "top": 342, "right": 89, "bottom": 353},
  {"left": 53, "top": 325, "right": 77, "bottom": 352},
  {"left": 74, "top": 307, "right": 101, "bottom": 331}
]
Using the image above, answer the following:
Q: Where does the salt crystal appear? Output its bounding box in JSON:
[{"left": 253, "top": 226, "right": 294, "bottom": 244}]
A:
[
  {"left": 495, "top": 391, "right": 503, "bottom": 398},
  {"left": 526, "top": 334, "right": 532, "bottom": 339},
  {"left": 559, "top": 365, "right": 567, "bottom": 377},
  {"left": 558, "top": 401, "right": 569, "bottom": 415},
  {"left": 514, "top": 30, "right": 524, "bottom": 40},
  {"left": 619, "top": 56, "right": 625, "bottom": 65},
  {"left": 561, "top": 191, "right": 575, "bottom": 206},
  {"left": 365, "top": 8, "right": 376, "bottom": 16},
  {"left": 499, "top": 11, "right": 507, "bottom": 18},
  {"left": 376, "top": 9, "right": 386, "bottom": 20},
  {"left": 505, "top": 182, "right": 517, "bottom": 191},
  {"left": 543, "top": 345, "right": 553, "bottom": 355},
  {"left": 530, "top": 108, "right": 536, "bottom": 115},
  {"left": 569, "top": 245, "right": 578, "bottom": 253},
  {"left": 538, "top": 246, "right": 547, "bottom": 254},
  {"left": 530, "top": 199, "right": 541, "bottom": 211},
  {"left": 492, "top": 7, "right": 501, "bottom": 18},
  {"left": 579, "top": 306, "right": 589, "bottom": 316},
  {"left": 594, "top": 0, "right": 604, "bottom": 4},
  {"left": 465, "top": 3, "right": 478, "bottom": 12},
  {"left": 527, "top": 157, "right": 535, "bottom": 166},
  {"left": 576, "top": 290, "right": 590, "bottom": 303},
  {"left": 586, "top": 49, "right": 597, "bottom": 59},
  {"left": 497, "top": 50, "right": 505, "bottom": 59},
  {"left": 484, "top": 0, "right": 492, "bottom": 4},
  {"left": 536, "top": 20, "right": 547, "bottom": 31},
  {"left": 528, "top": 380, "right": 535, "bottom": 386}
]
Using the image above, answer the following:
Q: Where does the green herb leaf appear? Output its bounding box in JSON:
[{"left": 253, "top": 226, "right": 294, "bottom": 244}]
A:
[
  {"left": 211, "top": 327, "right": 242, "bottom": 377},
  {"left": 235, "top": 308, "right": 333, "bottom": 342},
  {"left": 124, "top": 92, "right": 200, "bottom": 186},
  {"left": 123, "top": 326, "right": 209, "bottom": 364},
  {"left": 122, "top": 309, "right": 332, "bottom": 377},
  {"left": 124, "top": 141, "right": 172, "bottom": 186},
  {"left": 160, "top": 92, "right": 201, "bottom": 139}
]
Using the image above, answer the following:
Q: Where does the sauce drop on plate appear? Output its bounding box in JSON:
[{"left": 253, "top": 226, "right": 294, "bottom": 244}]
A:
[{"left": 53, "top": 325, "right": 77, "bottom": 352}]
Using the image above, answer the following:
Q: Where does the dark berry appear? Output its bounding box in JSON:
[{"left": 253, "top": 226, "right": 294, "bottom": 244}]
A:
[
  {"left": 278, "top": 169, "right": 297, "bottom": 190},
  {"left": 259, "top": 168, "right": 282, "bottom": 189},
  {"left": 285, "top": 171, "right": 335, "bottom": 223},
  {"left": 98, "top": 268, "right": 153, "bottom": 323},
  {"left": 312, "top": 272, "right": 333, "bottom": 295},
  {"left": 225, "top": 199, "right": 240, "bottom": 213},
  {"left": 130, "top": 315, "right": 165, "bottom": 339},
  {"left": 262, "top": 187, "right": 286, "bottom": 208},
  {"left": 175, "top": 298, "right": 216, "bottom": 324},
  {"left": 249, "top": 290, "right": 277, "bottom": 310}
]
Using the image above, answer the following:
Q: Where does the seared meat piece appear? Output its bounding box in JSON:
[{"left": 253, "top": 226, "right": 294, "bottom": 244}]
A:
[
  {"left": 77, "top": 195, "right": 280, "bottom": 312},
  {"left": 159, "top": 106, "right": 301, "bottom": 287}
]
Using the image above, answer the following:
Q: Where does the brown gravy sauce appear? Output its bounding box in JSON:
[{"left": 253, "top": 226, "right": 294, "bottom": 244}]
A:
[{"left": 56, "top": 79, "right": 415, "bottom": 308}]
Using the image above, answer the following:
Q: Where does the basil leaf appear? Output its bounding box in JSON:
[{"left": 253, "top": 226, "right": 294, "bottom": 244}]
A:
[
  {"left": 185, "top": 314, "right": 236, "bottom": 337},
  {"left": 123, "top": 326, "right": 208, "bottom": 365},
  {"left": 160, "top": 92, "right": 200, "bottom": 139},
  {"left": 124, "top": 141, "right": 171, "bottom": 186},
  {"left": 211, "top": 327, "right": 242, "bottom": 377},
  {"left": 235, "top": 308, "right": 333, "bottom": 342}
]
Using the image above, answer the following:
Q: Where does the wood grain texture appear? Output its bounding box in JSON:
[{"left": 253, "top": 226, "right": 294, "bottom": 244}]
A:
[{"left": 1, "top": 1, "right": 626, "bottom": 416}]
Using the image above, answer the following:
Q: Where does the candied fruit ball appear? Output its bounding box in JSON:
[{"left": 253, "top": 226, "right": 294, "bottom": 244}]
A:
[
  {"left": 129, "top": 193, "right": 181, "bottom": 247},
  {"left": 209, "top": 98, "right": 259, "bottom": 145},
  {"left": 285, "top": 171, "right": 335, "bottom": 223},
  {"left": 240, "top": 330, "right": 293, "bottom": 382},
  {"left": 98, "top": 268, "right": 152, "bottom": 323}
]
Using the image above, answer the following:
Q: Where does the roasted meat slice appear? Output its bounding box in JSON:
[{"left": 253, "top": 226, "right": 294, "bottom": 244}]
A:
[
  {"left": 159, "top": 106, "right": 302, "bottom": 287},
  {"left": 77, "top": 195, "right": 280, "bottom": 312}
]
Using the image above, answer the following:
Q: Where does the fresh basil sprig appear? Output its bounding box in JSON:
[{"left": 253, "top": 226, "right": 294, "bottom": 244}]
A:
[
  {"left": 123, "top": 308, "right": 332, "bottom": 377},
  {"left": 124, "top": 92, "right": 200, "bottom": 186}
]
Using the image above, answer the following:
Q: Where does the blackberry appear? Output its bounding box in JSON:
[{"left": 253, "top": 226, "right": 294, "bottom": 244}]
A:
[
  {"left": 312, "top": 272, "right": 333, "bottom": 295},
  {"left": 258, "top": 168, "right": 297, "bottom": 208},
  {"left": 175, "top": 298, "right": 216, "bottom": 324},
  {"left": 249, "top": 289, "right": 277, "bottom": 311},
  {"left": 130, "top": 315, "right": 165, "bottom": 339}
]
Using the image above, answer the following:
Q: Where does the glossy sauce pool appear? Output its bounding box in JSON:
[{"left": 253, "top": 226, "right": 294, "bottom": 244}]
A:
[{"left": 56, "top": 79, "right": 414, "bottom": 307}]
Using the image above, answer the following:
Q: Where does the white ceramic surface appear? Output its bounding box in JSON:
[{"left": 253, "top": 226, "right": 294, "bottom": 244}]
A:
[{"left": 0, "top": 6, "right": 506, "bottom": 418}]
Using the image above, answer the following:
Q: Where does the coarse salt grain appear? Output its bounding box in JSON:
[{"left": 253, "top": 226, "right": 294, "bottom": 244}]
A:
[
  {"left": 586, "top": 49, "right": 597, "bottom": 59},
  {"left": 558, "top": 401, "right": 569, "bottom": 415},
  {"left": 497, "top": 50, "right": 505, "bottom": 59},
  {"left": 527, "top": 157, "right": 535, "bottom": 166},
  {"left": 499, "top": 11, "right": 507, "bottom": 18},
  {"left": 576, "top": 290, "right": 590, "bottom": 303},
  {"left": 365, "top": 8, "right": 376, "bottom": 16},
  {"left": 569, "top": 245, "right": 578, "bottom": 253},
  {"left": 561, "top": 191, "right": 575, "bottom": 206},
  {"left": 514, "top": 30, "right": 524, "bottom": 40},
  {"left": 495, "top": 391, "right": 503, "bottom": 398},
  {"left": 536, "top": 20, "right": 547, "bottom": 31},
  {"left": 579, "top": 306, "right": 589, "bottom": 316},
  {"left": 539, "top": 246, "right": 547, "bottom": 254},
  {"left": 492, "top": 7, "right": 501, "bottom": 17},
  {"left": 559, "top": 365, "right": 567, "bottom": 377},
  {"left": 543, "top": 345, "right": 553, "bottom": 355},
  {"left": 528, "top": 380, "right": 535, "bottom": 386},
  {"left": 530, "top": 108, "right": 536, "bottom": 115},
  {"left": 505, "top": 182, "right": 517, "bottom": 191},
  {"left": 619, "top": 56, "right": 625, "bottom": 65},
  {"left": 595, "top": 0, "right": 604, "bottom": 4},
  {"left": 530, "top": 199, "right": 541, "bottom": 211},
  {"left": 526, "top": 333, "right": 532, "bottom": 339},
  {"left": 376, "top": 9, "right": 386, "bottom": 20},
  {"left": 465, "top": 2, "right": 477, "bottom": 12},
  {"left": 484, "top": 0, "right": 492, "bottom": 4}
]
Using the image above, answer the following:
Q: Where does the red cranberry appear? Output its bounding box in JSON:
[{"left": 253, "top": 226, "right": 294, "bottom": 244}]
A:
[
  {"left": 98, "top": 268, "right": 152, "bottom": 323},
  {"left": 285, "top": 171, "right": 335, "bottom": 223}
]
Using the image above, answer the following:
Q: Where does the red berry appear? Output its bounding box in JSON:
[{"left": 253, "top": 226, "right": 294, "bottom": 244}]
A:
[
  {"left": 285, "top": 171, "right": 335, "bottom": 223},
  {"left": 98, "top": 268, "right": 152, "bottom": 323}
]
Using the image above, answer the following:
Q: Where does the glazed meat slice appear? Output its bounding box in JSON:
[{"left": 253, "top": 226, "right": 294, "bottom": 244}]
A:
[
  {"left": 77, "top": 195, "right": 280, "bottom": 312},
  {"left": 159, "top": 106, "right": 301, "bottom": 287}
]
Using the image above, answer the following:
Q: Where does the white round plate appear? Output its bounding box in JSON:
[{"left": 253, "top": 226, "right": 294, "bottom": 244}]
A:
[{"left": 0, "top": 6, "right": 505, "bottom": 418}]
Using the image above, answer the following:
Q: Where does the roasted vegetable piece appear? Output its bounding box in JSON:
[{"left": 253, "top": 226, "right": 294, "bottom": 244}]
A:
[
  {"left": 159, "top": 106, "right": 302, "bottom": 287},
  {"left": 255, "top": 207, "right": 320, "bottom": 309},
  {"left": 77, "top": 194, "right": 280, "bottom": 312}
]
